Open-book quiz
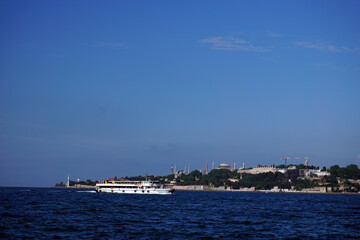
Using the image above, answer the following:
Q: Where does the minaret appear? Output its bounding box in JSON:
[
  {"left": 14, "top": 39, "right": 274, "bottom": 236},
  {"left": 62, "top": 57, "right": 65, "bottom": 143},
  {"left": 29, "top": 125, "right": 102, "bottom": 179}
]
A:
[
  {"left": 234, "top": 161, "right": 236, "bottom": 171},
  {"left": 66, "top": 174, "right": 70, "bottom": 188},
  {"left": 242, "top": 161, "right": 245, "bottom": 169},
  {"left": 174, "top": 164, "right": 176, "bottom": 173},
  {"left": 212, "top": 160, "right": 214, "bottom": 170},
  {"left": 305, "top": 157, "right": 309, "bottom": 167},
  {"left": 171, "top": 164, "right": 174, "bottom": 174},
  {"left": 188, "top": 165, "right": 190, "bottom": 174},
  {"left": 206, "top": 161, "right": 208, "bottom": 174}
]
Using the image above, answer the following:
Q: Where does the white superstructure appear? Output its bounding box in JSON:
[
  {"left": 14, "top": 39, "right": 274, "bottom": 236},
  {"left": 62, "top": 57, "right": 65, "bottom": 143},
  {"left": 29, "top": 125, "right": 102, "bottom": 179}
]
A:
[{"left": 95, "top": 180, "right": 174, "bottom": 195}]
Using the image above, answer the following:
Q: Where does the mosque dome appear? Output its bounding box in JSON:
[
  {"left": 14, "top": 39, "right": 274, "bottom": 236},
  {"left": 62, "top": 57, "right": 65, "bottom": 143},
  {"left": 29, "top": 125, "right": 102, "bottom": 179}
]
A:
[
  {"left": 218, "top": 162, "right": 232, "bottom": 170},
  {"left": 219, "top": 163, "right": 230, "bottom": 167}
]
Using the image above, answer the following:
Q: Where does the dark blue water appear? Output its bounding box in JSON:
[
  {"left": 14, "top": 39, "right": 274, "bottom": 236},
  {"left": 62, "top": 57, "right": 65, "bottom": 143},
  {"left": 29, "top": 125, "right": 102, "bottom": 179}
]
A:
[{"left": 0, "top": 188, "right": 359, "bottom": 239}]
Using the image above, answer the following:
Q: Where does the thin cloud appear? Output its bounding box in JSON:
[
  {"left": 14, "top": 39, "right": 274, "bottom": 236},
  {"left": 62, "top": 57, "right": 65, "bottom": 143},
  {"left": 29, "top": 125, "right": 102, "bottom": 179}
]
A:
[
  {"left": 294, "top": 41, "right": 359, "bottom": 53},
  {"left": 200, "top": 36, "right": 270, "bottom": 52}
]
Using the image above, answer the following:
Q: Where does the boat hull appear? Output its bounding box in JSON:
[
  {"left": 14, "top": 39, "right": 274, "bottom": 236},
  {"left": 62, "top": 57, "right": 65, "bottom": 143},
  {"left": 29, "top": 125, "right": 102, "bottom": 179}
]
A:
[
  {"left": 95, "top": 180, "right": 175, "bottom": 195},
  {"left": 96, "top": 188, "right": 174, "bottom": 195}
]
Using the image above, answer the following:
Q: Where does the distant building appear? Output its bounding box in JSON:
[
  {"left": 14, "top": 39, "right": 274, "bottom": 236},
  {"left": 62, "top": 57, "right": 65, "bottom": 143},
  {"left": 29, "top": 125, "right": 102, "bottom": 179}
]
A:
[
  {"left": 289, "top": 168, "right": 329, "bottom": 179},
  {"left": 238, "top": 165, "right": 279, "bottom": 174},
  {"left": 285, "top": 167, "right": 300, "bottom": 178},
  {"left": 305, "top": 169, "right": 330, "bottom": 178},
  {"left": 174, "top": 169, "right": 187, "bottom": 176},
  {"left": 216, "top": 162, "right": 233, "bottom": 171},
  {"left": 236, "top": 162, "right": 329, "bottom": 179},
  {"left": 104, "top": 177, "right": 124, "bottom": 182}
]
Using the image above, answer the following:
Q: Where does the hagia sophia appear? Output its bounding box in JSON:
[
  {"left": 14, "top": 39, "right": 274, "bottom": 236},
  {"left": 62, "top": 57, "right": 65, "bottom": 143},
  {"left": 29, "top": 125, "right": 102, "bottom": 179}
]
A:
[{"left": 171, "top": 160, "right": 244, "bottom": 176}]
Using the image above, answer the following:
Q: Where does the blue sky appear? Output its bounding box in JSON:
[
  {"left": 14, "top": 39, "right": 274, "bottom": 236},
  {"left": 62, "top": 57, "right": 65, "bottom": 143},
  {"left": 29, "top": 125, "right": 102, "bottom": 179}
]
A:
[{"left": 1, "top": 1, "right": 359, "bottom": 187}]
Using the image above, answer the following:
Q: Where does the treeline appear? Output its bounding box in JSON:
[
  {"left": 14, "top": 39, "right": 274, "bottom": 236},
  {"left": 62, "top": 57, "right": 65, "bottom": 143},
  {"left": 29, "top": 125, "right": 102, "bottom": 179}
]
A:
[
  {"left": 324, "top": 164, "right": 360, "bottom": 192},
  {"left": 174, "top": 169, "right": 316, "bottom": 190},
  {"left": 277, "top": 164, "right": 322, "bottom": 170},
  {"left": 328, "top": 164, "right": 360, "bottom": 180},
  {"left": 123, "top": 175, "right": 172, "bottom": 183},
  {"left": 173, "top": 164, "right": 360, "bottom": 191},
  {"left": 55, "top": 164, "right": 360, "bottom": 191},
  {"left": 55, "top": 182, "right": 66, "bottom": 187},
  {"left": 175, "top": 169, "right": 237, "bottom": 187},
  {"left": 55, "top": 179, "right": 98, "bottom": 187}
]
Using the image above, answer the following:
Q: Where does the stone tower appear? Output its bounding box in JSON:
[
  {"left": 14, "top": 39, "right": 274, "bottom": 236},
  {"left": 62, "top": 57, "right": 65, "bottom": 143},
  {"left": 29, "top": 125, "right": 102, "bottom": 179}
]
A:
[{"left": 304, "top": 157, "right": 309, "bottom": 167}]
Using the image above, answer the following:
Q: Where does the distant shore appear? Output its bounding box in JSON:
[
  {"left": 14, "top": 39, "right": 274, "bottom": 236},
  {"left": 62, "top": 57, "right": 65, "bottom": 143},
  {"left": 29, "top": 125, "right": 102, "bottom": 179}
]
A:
[
  {"left": 173, "top": 189, "right": 359, "bottom": 194},
  {"left": 171, "top": 185, "right": 360, "bottom": 194},
  {"left": 53, "top": 185, "right": 359, "bottom": 194},
  {"left": 55, "top": 185, "right": 95, "bottom": 189}
]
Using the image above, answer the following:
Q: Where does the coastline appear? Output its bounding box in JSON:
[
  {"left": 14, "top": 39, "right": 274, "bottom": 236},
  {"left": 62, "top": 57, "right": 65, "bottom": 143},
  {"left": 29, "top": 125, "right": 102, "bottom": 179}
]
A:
[
  {"left": 54, "top": 185, "right": 95, "bottom": 189},
  {"left": 52, "top": 185, "right": 359, "bottom": 194},
  {"left": 52, "top": 184, "right": 359, "bottom": 194},
  {"left": 173, "top": 189, "right": 360, "bottom": 194},
  {"left": 171, "top": 185, "right": 360, "bottom": 194}
]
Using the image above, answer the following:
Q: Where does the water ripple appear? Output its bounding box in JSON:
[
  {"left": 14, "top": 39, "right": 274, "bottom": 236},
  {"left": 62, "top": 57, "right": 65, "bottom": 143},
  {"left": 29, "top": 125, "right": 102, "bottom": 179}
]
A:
[{"left": 0, "top": 188, "right": 359, "bottom": 239}]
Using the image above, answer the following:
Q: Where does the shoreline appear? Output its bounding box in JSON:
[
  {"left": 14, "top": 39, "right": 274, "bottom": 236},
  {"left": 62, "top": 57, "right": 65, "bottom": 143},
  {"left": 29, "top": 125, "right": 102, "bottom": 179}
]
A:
[
  {"left": 0, "top": 186, "right": 358, "bottom": 194},
  {"left": 171, "top": 185, "right": 360, "bottom": 194},
  {"left": 174, "top": 189, "right": 360, "bottom": 194},
  {"left": 55, "top": 185, "right": 359, "bottom": 194},
  {"left": 54, "top": 186, "right": 95, "bottom": 189}
]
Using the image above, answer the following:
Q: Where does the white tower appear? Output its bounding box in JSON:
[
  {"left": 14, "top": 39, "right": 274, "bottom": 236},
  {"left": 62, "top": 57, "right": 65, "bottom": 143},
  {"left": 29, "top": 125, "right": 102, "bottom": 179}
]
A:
[
  {"left": 66, "top": 174, "right": 70, "bottom": 187},
  {"left": 242, "top": 161, "right": 245, "bottom": 169},
  {"left": 305, "top": 157, "right": 309, "bottom": 167},
  {"left": 212, "top": 160, "right": 214, "bottom": 170}
]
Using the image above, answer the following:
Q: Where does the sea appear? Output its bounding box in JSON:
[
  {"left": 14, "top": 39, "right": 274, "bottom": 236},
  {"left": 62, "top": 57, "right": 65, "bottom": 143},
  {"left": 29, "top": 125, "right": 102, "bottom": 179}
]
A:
[{"left": 0, "top": 188, "right": 359, "bottom": 239}]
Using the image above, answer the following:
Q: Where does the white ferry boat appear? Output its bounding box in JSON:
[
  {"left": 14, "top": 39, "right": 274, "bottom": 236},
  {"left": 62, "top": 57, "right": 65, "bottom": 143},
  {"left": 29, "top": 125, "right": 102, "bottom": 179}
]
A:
[{"left": 95, "top": 180, "right": 175, "bottom": 195}]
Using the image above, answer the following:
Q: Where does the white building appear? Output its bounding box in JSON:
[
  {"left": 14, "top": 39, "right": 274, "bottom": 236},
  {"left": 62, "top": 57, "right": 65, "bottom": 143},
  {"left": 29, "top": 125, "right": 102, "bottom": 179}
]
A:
[
  {"left": 305, "top": 169, "right": 330, "bottom": 178},
  {"left": 238, "top": 165, "right": 279, "bottom": 174}
]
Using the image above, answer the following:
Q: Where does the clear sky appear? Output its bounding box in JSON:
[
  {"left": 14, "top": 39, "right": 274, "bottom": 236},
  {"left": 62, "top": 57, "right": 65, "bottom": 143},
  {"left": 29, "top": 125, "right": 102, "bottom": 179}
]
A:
[{"left": 1, "top": 0, "right": 359, "bottom": 187}]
